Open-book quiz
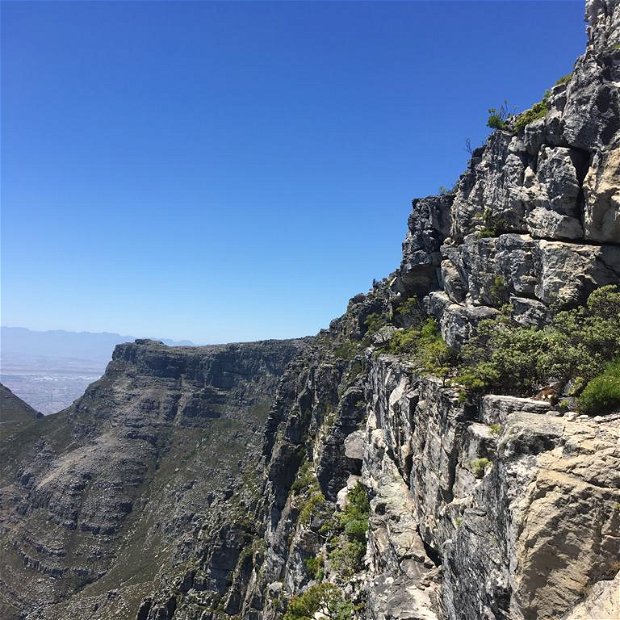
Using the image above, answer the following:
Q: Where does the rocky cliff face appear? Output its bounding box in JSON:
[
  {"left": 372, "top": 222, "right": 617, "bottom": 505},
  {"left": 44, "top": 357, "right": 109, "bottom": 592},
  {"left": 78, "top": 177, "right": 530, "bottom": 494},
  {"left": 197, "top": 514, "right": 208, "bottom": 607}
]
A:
[
  {"left": 0, "top": 340, "right": 304, "bottom": 620},
  {"left": 212, "top": 1, "right": 618, "bottom": 617},
  {"left": 1, "top": 1, "right": 619, "bottom": 619},
  {"left": 400, "top": 0, "right": 620, "bottom": 347}
]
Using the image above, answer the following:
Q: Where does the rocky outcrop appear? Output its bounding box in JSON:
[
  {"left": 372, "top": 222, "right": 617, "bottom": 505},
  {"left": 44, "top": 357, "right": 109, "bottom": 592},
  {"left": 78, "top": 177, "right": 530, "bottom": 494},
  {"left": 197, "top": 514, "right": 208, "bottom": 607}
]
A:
[
  {"left": 397, "top": 0, "right": 620, "bottom": 345},
  {"left": 362, "top": 358, "right": 620, "bottom": 620}
]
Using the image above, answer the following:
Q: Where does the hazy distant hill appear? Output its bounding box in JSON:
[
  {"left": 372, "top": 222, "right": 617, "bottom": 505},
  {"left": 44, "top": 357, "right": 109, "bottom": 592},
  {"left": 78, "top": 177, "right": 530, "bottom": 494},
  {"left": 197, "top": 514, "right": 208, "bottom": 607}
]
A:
[
  {"left": 0, "top": 327, "right": 194, "bottom": 414},
  {"left": 1, "top": 326, "right": 193, "bottom": 361}
]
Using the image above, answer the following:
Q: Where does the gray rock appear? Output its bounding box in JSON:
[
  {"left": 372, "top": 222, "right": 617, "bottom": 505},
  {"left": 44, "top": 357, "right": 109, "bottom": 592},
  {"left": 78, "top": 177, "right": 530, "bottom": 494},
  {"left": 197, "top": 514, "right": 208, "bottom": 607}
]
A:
[
  {"left": 344, "top": 430, "right": 365, "bottom": 462},
  {"left": 583, "top": 147, "right": 620, "bottom": 242},
  {"left": 509, "top": 296, "right": 549, "bottom": 327},
  {"left": 398, "top": 195, "right": 453, "bottom": 296},
  {"left": 526, "top": 207, "right": 583, "bottom": 240},
  {"left": 535, "top": 239, "right": 620, "bottom": 305}
]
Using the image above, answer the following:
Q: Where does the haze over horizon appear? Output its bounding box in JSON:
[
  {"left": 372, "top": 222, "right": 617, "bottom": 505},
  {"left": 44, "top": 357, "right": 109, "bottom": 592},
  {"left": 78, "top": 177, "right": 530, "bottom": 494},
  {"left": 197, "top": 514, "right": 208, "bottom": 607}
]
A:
[{"left": 2, "top": 1, "right": 586, "bottom": 343}]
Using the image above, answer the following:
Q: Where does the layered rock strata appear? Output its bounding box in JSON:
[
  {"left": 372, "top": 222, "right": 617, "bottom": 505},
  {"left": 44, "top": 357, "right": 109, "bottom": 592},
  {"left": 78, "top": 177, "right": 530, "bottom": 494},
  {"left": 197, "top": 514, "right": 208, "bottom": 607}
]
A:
[{"left": 0, "top": 340, "right": 303, "bottom": 620}]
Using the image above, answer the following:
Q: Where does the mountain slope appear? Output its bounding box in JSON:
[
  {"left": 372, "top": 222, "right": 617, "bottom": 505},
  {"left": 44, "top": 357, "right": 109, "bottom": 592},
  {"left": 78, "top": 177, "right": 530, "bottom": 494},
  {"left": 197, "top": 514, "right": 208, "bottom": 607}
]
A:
[
  {"left": 1, "top": 1, "right": 619, "bottom": 619},
  {"left": 0, "top": 384, "right": 41, "bottom": 442},
  {"left": 0, "top": 339, "right": 304, "bottom": 619},
  {"left": 1, "top": 327, "right": 195, "bottom": 414}
]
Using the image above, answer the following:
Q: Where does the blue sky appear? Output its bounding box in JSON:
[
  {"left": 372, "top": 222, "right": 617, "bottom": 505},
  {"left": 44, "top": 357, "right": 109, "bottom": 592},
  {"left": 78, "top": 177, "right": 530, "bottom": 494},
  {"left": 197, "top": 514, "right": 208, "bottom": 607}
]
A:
[{"left": 2, "top": 1, "right": 585, "bottom": 343}]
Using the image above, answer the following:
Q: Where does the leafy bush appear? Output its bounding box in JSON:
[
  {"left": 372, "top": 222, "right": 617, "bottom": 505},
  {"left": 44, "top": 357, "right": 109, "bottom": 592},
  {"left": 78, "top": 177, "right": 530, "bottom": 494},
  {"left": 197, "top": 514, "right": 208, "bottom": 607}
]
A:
[
  {"left": 386, "top": 327, "right": 420, "bottom": 354},
  {"left": 364, "top": 312, "right": 386, "bottom": 335},
  {"left": 291, "top": 461, "right": 314, "bottom": 493},
  {"left": 304, "top": 555, "right": 324, "bottom": 580},
  {"left": 333, "top": 340, "right": 361, "bottom": 360},
  {"left": 284, "top": 583, "right": 353, "bottom": 620},
  {"left": 470, "top": 457, "right": 491, "bottom": 478},
  {"left": 489, "top": 423, "right": 502, "bottom": 436},
  {"left": 514, "top": 98, "right": 549, "bottom": 132},
  {"left": 395, "top": 296, "right": 425, "bottom": 327},
  {"left": 554, "top": 73, "right": 572, "bottom": 86},
  {"left": 329, "top": 540, "right": 366, "bottom": 576},
  {"left": 490, "top": 275, "right": 508, "bottom": 304},
  {"left": 385, "top": 319, "right": 453, "bottom": 378},
  {"left": 487, "top": 101, "right": 511, "bottom": 130},
  {"left": 300, "top": 491, "right": 328, "bottom": 525},
  {"left": 327, "top": 483, "right": 369, "bottom": 576},
  {"left": 339, "top": 483, "right": 369, "bottom": 541},
  {"left": 455, "top": 286, "right": 620, "bottom": 398},
  {"left": 578, "top": 358, "right": 620, "bottom": 415},
  {"left": 475, "top": 207, "right": 506, "bottom": 238},
  {"left": 476, "top": 227, "right": 497, "bottom": 239}
]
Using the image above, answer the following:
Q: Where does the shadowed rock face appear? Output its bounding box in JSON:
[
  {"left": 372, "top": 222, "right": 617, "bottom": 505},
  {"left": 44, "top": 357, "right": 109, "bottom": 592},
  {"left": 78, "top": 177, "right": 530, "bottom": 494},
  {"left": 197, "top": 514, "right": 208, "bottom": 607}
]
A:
[
  {"left": 0, "top": 384, "right": 42, "bottom": 442},
  {"left": 0, "top": 339, "right": 304, "bottom": 620}
]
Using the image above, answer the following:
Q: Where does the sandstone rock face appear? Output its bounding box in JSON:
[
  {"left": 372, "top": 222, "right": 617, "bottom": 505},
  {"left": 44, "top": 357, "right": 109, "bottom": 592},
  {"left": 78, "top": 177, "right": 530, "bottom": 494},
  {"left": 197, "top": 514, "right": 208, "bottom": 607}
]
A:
[
  {"left": 364, "top": 357, "right": 620, "bottom": 620},
  {"left": 583, "top": 147, "right": 620, "bottom": 242},
  {"left": 564, "top": 570, "right": 620, "bottom": 620},
  {"left": 207, "top": 340, "right": 618, "bottom": 620}
]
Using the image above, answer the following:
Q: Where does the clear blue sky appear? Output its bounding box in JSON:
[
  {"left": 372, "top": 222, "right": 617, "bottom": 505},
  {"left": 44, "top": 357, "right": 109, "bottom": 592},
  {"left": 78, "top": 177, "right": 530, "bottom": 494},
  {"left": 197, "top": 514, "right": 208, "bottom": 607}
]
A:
[{"left": 2, "top": 1, "right": 585, "bottom": 344}]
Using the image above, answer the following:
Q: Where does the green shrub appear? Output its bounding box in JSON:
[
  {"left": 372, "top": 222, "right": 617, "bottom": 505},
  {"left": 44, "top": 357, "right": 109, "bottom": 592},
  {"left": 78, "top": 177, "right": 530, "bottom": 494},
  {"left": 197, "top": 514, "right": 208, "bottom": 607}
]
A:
[
  {"left": 304, "top": 555, "right": 324, "bottom": 580},
  {"left": 291, "top": 461, "right": 314, "bottom": 493},
  {"left": 578, "top": 358, "right": 620, "bottom": 415},
  {"left": 558, "top": 398, "right": 571, "bottom": 412},
  {"left": 339, "top": 483, "right": 369, "bottom": 532},
  {"left": 333, "top": 340, "right": 361, "bottom": 360},
  {"left": 299, "top": 491, "right": 327, "bottom": 525},
  {"left": 396, "top": 296, "right": 419, "bottom": 316},
  {"left": 328, "top": 540, "right": 366, "bottom": 576},
  {"left": 470, "top": 457, "right": 491, "bottom": 478},
  {"left": 476, "top": 208, "right": 505, "bottom": 238},
  {"left": 514, "top": 99, "right": 549, "bottom": 132},
  {"left": 476, "top": 227, "right": 497, "bottom": 239},
  {"left": 554, "top": 73, "right": 572, "bottom": 86},
  {"left": 490, "top": 275, "right": 507, "bottom": 304},
  {"left": 364, "top": 312, "right": 386, "bottom": 335},
  {"left": 455, "top": 286, "right": 620, "bottom": 399},
  {"left": 385, "top": 319, "right": 453, "bottom": 378},
  {"left": 487, "top": 102, "right": 510, "bottom": 130},
  {"left": 344, "top": 518, "right": 368, "bottom": 540},
  {"left": 386, "top": 327, "right": 420, "bottom": 354},
  {"left": 395, "top": 296, "right": 425, "bottom": 326},
  {"left": 326, "top": 483, "right": 370, "bottom": 577},
  {"left": 284, "top": 583, "right": 353, "bottom": 620}
]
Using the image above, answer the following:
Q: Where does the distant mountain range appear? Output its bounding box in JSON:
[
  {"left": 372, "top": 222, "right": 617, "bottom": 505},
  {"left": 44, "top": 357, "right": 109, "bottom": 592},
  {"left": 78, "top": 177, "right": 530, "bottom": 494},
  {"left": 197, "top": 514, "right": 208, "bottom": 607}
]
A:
[
  {"left": 0, "top": 326, "right": 194, "bottom": 414},
  {"left": 1, "top": 326, "right": 194, "bottom": 362}
]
